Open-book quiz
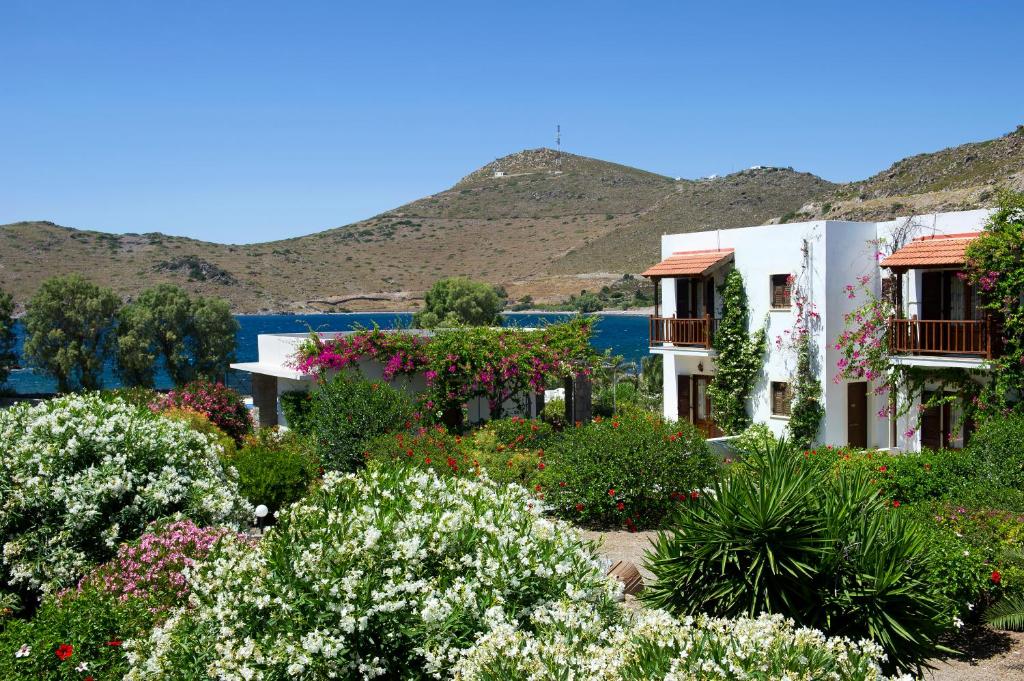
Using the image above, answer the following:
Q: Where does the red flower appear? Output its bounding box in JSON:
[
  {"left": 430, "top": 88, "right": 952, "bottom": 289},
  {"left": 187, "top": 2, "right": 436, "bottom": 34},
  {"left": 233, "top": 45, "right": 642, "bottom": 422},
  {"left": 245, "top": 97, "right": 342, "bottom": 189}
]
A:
[
  {"left": 616, "top": 502, "right": 625, "bottom": 511},
  {"left": 424, "top": 457, "right": 432, "bottom": 465},
  {"left": 55, "top": 644, "right": 73, "bottom": 661},
  {"left": 992, "top": 570, "right": 1002, "bottom": 584},
  {"left": 535, "top": 484, "right": 542, "bottom": 492},
  {"left": 878, "top": 465, "right": 888, "bottom": 473},
  {"left": 892, "top": 500, "right": 901, "bottom": 508},
  {"left": 538, "top": 462, "right": 545, "bottom": 470},
  {"left": 575, "top": 503, "right": 584, "bottom": 512},
  {"left": 558, "top": 481, "right": 567, "bottom": 487},
  {"left": 608, "top": 489, "right": 616, "bottom": 497},
  {"left": 690, "top": 490, "right": 700, "bottom": 500},
  {"left": 106, "top": 640, "right": 123, "bottom": 646}
]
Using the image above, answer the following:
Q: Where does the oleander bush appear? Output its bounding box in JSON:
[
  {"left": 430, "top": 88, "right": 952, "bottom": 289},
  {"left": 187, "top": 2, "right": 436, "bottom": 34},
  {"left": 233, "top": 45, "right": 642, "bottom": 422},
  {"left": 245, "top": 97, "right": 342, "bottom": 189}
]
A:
[
  {"left": 538, "top": 413, "right": 717, "bottom": 530},
  {"left": 99, "top": 386, "right": 161, "bottom": 409},
  {"left": 123, "top": 466, "right": 620, "bottom": 679},
  {"left": 311, "top": 374, "right": 414, "bottom": 473},
  {"left": 229, "top": 429, "right": 320, "bottom": 515},
  {"left": 0, "top": 394, "right": 250, "bottom": 607},
  {"left": 643, "top": 438, "right": 982, "bottom": 674},
  {"left": 153, "top": 379, "right": 253, "bottom": 444},
  {"left": 454, "top": 608, "right": 908, "bottom": 681},
  {"left": 0, "top": 520, "right": 245, "bottom": 680}
]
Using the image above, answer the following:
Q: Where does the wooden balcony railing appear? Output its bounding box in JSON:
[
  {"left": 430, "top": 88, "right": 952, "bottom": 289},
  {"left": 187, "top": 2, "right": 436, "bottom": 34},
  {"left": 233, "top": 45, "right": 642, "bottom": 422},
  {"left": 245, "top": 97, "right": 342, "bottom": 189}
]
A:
[
  {"left": 649, "top": 315, "right": 718, "bottom": 349},
  {"left": 888, "top": 316, "right": 994, "bottom": 359}
]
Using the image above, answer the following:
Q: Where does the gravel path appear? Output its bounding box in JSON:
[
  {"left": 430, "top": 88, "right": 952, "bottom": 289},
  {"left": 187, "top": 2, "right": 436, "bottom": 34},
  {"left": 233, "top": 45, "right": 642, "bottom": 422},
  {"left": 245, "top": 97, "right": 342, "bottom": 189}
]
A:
[{"left": 583, "top": 529, "right": 1024, "bottom": 681}]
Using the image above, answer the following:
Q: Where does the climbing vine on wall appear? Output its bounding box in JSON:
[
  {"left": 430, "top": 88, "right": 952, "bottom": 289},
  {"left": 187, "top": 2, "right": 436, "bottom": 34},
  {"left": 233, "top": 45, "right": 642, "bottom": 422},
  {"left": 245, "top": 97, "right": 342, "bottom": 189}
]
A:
[
  {"left": 965, "top": 189, "right": 1024, "bottom": 417},
  {"left": 708, "top": 270, "right": 766, "bottom": 435},
  {"left": 776, "top": 278, "right": 824, "bottom": 448}
]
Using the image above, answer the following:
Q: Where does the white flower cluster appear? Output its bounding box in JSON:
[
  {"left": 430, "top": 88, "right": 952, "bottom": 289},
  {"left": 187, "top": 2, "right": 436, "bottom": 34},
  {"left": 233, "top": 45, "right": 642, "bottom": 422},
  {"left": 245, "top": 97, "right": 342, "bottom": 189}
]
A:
[
  {"left": 454, "top": 607, "right": 913, "bottom": 681},
  {"left": 0, "top": 394, "right": 251, "bottom": 598},
  {"left": 125, "top": 466, "right": 620, "bottom": 680}
]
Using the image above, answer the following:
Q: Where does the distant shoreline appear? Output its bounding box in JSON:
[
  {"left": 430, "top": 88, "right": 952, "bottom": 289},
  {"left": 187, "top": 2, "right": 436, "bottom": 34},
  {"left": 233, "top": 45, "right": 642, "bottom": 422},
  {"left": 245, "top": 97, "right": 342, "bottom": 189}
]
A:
[{"left": 233, "top": 308, "right": 654, "bottom": 318}]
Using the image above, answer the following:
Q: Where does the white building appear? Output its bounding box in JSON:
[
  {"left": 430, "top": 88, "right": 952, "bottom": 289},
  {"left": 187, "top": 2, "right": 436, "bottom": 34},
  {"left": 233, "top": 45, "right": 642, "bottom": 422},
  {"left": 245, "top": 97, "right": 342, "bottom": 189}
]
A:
[
  {"left": 642, "top": 209, "right": 994, "bottom": 451},
  {"left": 230, "top": 331, "right": 549, "bottom": 429}
]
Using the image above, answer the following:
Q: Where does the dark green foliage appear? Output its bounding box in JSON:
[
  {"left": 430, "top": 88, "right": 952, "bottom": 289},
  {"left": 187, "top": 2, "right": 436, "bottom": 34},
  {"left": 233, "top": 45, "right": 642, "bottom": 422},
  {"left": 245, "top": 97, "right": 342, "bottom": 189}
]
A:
[
  {"left": 0, "top": 588, "right": 151, "bottom": 679},
  {"left": 985, "top": 594, "right": 1024, "bottom": 631},
  {"left": 708, "top": 270, "right": 766, "bottom": 434},
  {"left": 413, "top": 276, "right": 504, "bottom": 328},
  {"left": 644, "top": 439, "right": 825, "bottom": 619},
  {"left": 22, "top": 275, "right": 121, "bottom": 392},
  {"left": 230, "top": 431, "right": 319, "bottom": 515},
  {"left": 117, "top": 285, "right": 239, "bottom": 388},
  {"left": 539, "top": 413, "right": 717, "bottom": 529},
  {"left": 99, "top": 386, "right": 161, "bottom": 409},
  {"left": 280, "top": 389, "right": 315, "bottom": 434},
  {"left": 0, "top": 288, "right": 15, "bottom": 388},
  {"left": 311, "top": 374, "right": 413, "bottom": 472},
  {"left": 787, "top": 331, "right": 824, "bottom": 448},
  {"left": 966, "top": 413, "right": 1024, "bottom": 490},
  {"left": 644, "top": 438, "right": 968, "bottom": 674}
]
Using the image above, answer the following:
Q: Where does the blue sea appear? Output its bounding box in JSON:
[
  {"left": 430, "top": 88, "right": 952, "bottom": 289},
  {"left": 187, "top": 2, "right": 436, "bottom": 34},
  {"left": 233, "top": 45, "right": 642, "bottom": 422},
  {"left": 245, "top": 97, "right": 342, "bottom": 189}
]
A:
[{"left": 6, "top": 313, "right": 650, "bottom": 395}]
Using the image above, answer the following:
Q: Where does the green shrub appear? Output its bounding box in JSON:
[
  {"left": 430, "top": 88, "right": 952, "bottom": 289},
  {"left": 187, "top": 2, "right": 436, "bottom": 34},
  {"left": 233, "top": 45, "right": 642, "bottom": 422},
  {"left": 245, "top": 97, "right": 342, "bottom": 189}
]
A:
[
  {"left": 124, "top": 466, "right": 619, "bottom": 679},
  {"left": 967, "top": 413, "right": 1024, "bottom": 490},
  {"left": 541, "top": 396, "right": 566, "bottom": 429},
  {"left": 593, "top": 382, "right": 641, "bottom": 417},
  {"left": 0, "top": 395, "right": 249, "bottom": 607},
  {"left": 230, "top": 430, "right": 319, "bottom": 515},
  {"left": 730, "top": 422, "right": 778, "bottom": 455},
  {"left": 311, "top": 374, "right": 413, "bottom": 472},
  {"left": 279, "top": 389, "right": 315, "bottom": 434},
  {"left": 643, "top": 438, "right": 974, "bottom": 674},
  {"left": 539, "top": 413, "right": 718, "bottom": 529}
]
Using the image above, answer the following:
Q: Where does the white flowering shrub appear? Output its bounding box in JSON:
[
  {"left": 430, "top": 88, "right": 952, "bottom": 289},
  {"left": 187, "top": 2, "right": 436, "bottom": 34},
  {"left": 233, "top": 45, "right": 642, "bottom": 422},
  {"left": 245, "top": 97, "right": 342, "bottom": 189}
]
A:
[
  {"left": 454, "top": 608, "right": 911, "bottom": 681},
  {"left": 125, "top": 466, "right": 620, "bottom": 680},
  {"left": 0, "top": 394, "right": 251, "bottom": 603}
]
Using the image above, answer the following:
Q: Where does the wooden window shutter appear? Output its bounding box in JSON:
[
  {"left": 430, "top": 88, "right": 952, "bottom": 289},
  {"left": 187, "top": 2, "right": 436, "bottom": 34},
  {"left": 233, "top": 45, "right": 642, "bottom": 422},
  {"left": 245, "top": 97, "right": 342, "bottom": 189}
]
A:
[
  {"left": 771, "top": 275, "right": 791, "bottom": 308},
  {"left": 772, "top": 382, "right": 791, "bottom": 417}
]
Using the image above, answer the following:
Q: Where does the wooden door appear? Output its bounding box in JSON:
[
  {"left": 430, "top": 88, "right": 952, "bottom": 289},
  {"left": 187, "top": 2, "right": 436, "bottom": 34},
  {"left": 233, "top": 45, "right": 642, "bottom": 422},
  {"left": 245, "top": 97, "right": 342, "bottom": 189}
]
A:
[
  {"left": 677, "top": 375, "right": 691, "bottom": 424},
  {"left": 920, "top": 272, "right": 943, "bottom": 320},
  {"left": 847, "top": 382, "right": 867, "bottom": 448},
  {"left": 919, "top": 390, "right": 951, "bottom": 450},
  {"left": 692, "top": 375, "right": 722, "bottom": 438},
  {"left": 704, "top": 276, "right": 715, "bottom": 317},
  {"left": 675, "top": 279, "right": 696, "bottom": 318}
]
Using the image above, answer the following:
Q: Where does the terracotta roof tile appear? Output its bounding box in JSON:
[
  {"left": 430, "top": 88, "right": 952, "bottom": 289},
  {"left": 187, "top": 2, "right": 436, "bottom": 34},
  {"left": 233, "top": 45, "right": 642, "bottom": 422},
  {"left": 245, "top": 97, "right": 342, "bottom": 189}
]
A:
[
  {"left": 880, "top": 232, "right": 981, "bottom": 269},
  {"left": 642, "top": 249, "right": 734, "bottom": 278}
]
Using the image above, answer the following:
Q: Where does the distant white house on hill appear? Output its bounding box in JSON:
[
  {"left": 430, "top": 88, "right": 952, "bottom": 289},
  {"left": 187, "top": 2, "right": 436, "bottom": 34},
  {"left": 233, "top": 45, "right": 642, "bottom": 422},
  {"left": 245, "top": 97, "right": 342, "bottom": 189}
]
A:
[{"left": 642, "top": 209, "right": 995, "bottom": 452}]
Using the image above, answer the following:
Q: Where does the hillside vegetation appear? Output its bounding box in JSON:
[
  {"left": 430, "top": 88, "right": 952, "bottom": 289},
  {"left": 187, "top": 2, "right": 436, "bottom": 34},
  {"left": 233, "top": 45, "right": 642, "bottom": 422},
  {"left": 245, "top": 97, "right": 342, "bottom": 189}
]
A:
[{"left": 2, "top": 127, "right": 1022, "bottom": 313}]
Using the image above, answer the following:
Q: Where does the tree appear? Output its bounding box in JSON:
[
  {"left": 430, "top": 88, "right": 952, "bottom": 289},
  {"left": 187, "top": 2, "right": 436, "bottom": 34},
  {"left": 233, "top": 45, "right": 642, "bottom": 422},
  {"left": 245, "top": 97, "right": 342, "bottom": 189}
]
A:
[
  {"left": 117, "top": 285, "right": 239, "bottom": 387},
  {"left": 707, "top": 270, "right": 766, "bottom": 434},
  {"left": 0, "top": 289, "right": 16, "bottom": 388},
  {"left": 413, "top": 277, "right": 504, "bottom": 328},
  {"left": 190, "top": 295, "right": 239, "bottom": 382},
  {"left": 117, "top": 284, "right": 194, "bottom": 387},
  {"left": 23, "top": 275, "right": 120, "bottom": 392}
]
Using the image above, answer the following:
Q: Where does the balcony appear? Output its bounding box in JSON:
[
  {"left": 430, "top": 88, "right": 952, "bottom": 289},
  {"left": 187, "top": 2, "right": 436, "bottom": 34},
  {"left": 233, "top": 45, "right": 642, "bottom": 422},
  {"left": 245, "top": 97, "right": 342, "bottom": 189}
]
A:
[
  {"left": 649, "top": 315, "right": 719, "bottom": 350},
  {"left": 888, "top": 316, "right": 996, "bottom": 359}
]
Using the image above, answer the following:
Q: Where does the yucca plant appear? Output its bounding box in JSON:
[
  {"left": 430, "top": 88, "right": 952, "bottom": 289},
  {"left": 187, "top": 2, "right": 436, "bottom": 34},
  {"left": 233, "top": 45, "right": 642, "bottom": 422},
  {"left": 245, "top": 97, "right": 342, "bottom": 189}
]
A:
[
  {"left": 645, "top": 436, "right": 954, "bottom": 675},
  {"left": 643, "top": 437, "right": 825, "bottom": 619}
]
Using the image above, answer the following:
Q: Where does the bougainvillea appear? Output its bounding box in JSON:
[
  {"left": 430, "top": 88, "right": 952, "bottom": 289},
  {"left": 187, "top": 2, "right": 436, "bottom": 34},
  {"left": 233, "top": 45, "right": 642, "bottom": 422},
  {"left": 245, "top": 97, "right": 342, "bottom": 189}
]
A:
[
  {"left": 152, "top": 379, "right": 253, "bottom": 443},
  {"left": 294, "top": 319, "right": 597, "bottom": 429}
]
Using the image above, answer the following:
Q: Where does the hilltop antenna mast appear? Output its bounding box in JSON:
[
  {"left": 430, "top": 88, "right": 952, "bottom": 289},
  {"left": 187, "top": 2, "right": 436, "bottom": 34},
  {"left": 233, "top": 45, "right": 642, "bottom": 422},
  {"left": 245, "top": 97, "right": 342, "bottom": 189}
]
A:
[{"left": 556, "top": 124, "right": 561, "bottom": 166}]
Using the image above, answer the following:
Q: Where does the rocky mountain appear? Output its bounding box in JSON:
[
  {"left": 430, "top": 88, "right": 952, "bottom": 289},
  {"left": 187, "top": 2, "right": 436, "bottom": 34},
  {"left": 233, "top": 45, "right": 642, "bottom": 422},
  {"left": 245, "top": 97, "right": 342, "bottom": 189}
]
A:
[{"left": 2, "top": 127, "right": 1021, "bottom": 313}]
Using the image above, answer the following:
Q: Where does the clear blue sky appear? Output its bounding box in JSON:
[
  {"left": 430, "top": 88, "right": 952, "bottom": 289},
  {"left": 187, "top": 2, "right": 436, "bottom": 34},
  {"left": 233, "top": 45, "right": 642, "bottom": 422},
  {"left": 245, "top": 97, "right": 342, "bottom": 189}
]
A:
[{"left": 2, "top": 1, "right": 1021, "bottom": 244}]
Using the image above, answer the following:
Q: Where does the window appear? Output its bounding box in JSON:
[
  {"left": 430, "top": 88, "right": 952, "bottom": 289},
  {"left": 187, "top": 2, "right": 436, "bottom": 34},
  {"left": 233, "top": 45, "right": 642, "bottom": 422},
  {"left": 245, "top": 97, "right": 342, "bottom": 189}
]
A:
[
  {"left": 771, "top": 381, "right": 792, "bottom": 417},
  {"left": 770, "top": 274, "right": 792, "bottom": 309}
]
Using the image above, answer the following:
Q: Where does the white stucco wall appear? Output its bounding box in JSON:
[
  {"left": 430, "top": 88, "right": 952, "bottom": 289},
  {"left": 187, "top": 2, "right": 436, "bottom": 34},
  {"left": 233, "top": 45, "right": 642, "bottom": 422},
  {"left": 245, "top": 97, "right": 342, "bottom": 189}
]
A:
[{"left": 654, "top": 209, "right": 993, "bottom": 451}]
